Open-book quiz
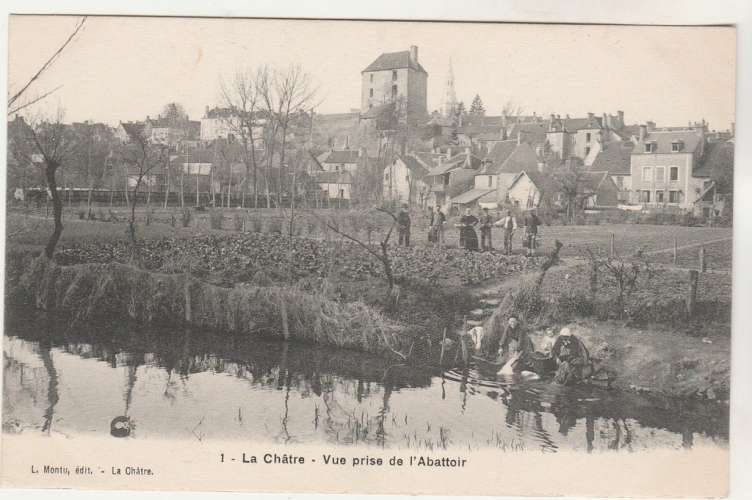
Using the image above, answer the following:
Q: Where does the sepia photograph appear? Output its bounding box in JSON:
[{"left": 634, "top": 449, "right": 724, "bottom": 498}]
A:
[{"left": 1, "top": 12, "right": 740, "bottom": 498}]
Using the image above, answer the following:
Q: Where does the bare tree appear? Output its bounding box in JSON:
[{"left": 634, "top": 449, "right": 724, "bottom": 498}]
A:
[
  {"left": 119, "top": 127, "right": 167, "bottom": 257},
  {"left": 16, "top": 109, "right": 75, "bottom": 259},
  {"left": 219, "top": 70, "right": 264, "bottom": 208},
  {"left": 8, "top": 17, "right": 87, "bottom": 115},
  {"left": 273, "top": 64, "right": 318, "bottom": 206},
  {"left": 319, "top": 208, "right": 399, "bottom": 305}
]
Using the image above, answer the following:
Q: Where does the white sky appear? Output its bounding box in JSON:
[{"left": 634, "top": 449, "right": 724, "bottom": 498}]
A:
[{"left": 8, "top": 16, "right": 736, "bottom": 130}]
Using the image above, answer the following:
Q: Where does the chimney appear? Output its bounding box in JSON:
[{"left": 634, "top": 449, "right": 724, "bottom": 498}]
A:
[
  {"left": 646, "top": 121, "right": 656, "bottom": 131},
  {"left": 731, "top": 122, "right": 735, "bottom": 136},
  {"left": 638, "top": 124, "right": 647, "bottom": 142},
  {"left": 517, "top": 131, "right": 522, "bottom": 145},
  {"left": 409, "top": 45, "right": 418, "bottom": 64},
  {"left": 602, "top": 113, "right": 609, "bottom": 129},
  {"left": 205, "top": 105, "right": 210, "bottom": 117},
  {"left": 617, "top": 110, "right": 624, "bottom": 127},
  {"left": 587, "top": 112, "right": 594, "bottom": 120}
]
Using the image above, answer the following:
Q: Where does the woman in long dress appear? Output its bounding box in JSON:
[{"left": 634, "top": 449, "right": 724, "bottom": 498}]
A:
[{"left": 459, "top": 207, "right": 479, "bottom": 251}]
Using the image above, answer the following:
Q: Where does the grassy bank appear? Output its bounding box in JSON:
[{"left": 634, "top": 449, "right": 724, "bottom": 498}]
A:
[
  {"left": 10, "top": 257, "right": 415, "bottom": 357},
  {"left": 480, "top": 264, "right": 731, "bottom": 400}
]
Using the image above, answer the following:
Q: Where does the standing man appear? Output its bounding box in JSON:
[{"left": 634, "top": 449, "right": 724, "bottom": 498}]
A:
[
  {"left": 427, "top": 206, "right": 436, "bottom": 243},
  {"left": 397, "top": 203, "right": 411, "bottom": 246},
  {"left": 436, "top": 206, "right": 446, "bottom": 245},
  {"left": 479, "top": 207, "right": 494, "bottom": 251},
  {"left": 525, "top": 210, "right": 541, "bottom": 257},
  {"left": 495, "top": 209, "right": 518, "bottom": 255}
]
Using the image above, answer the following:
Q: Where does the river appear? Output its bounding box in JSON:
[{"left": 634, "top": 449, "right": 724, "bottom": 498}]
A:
[{"left": 2, "top": 307, "right": 728, "bottom": 453}]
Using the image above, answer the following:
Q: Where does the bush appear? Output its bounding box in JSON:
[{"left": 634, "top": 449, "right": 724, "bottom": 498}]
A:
[
  {"left": 181, "top": 208, "right": 192, "bottom": 228},
  {"left": 233, "top": 212, "right": 245, "bottom": 232},
  {"left": 265, "top": 217, "right": 282, "bottom": 234},
  {"left": 145, "top": 207, "right": 155, "bottom": 226},
  {"left": 250, "top": 215, "right": 263, "bottom": 233},
  {"left": 209, "top": 210, "right": 223, "bottom": 230}
]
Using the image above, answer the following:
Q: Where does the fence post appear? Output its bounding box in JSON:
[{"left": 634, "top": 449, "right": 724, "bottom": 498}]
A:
[
  {"left": 686, "top": 270, "right": 698, "bottom": 317},
  {"left": 699, "top": 246, "right": 706, "bottom": 272},
  {"left": 673, "top": 237, "right": 678, "bottom": 265},
  {"left": 609, "top": 233, "right": 615, "bottom": 257}
]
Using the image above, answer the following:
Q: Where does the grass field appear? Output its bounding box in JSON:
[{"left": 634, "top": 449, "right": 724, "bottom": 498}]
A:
[{"left": 7, "top": 208, "right": 733, "bottom": 270}]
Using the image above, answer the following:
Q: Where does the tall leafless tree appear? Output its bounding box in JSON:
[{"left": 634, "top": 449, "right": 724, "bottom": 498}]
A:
[
  {"left": 220, "top": 69, "right": 264, "bottom": 208},
  {"left": 8, "top": 17, "right": 87, "bottom": 116},
  {"left": 120, "top": 127, "right": 167, "bottom": 257},
  {"left": 16, "top": 109, "right": 75, "bottom": 259}
]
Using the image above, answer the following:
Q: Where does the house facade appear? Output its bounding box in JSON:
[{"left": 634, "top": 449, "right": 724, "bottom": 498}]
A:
[
  {"left": 383, "top": 154, "right": 430, "bottom": 206},
  {"left": 629, "top": 125, "right": 708, "bottom": 210},
  {"left": 316, "top": 148, "right": 365, "bottom": 174},
  {"left": 361, "top": 46, "right": 428, "bottom": 120},
  {"left": 314, "top": 171, "right": 353, "bottom": 200}
]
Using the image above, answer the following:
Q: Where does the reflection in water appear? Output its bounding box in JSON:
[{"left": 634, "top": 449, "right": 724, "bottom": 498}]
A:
[{"left": 2, "top": 307, "right": 729, "bottom": 452}]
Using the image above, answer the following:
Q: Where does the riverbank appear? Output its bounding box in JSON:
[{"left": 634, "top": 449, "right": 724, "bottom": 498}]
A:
[{"left": 5, "top": 214, "right": 732, "bottom": 400}]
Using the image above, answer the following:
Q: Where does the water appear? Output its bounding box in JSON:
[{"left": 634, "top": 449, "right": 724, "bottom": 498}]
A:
[{"left": 3, "top": 308, "right": 728, "bottom": 452}]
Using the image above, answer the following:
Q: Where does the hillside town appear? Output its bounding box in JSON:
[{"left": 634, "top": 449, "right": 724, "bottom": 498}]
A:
[
  {"left": 4, "top": 17, "right": 736, "bottom": 479},
  {"left": 7, "top": 44, "right": 735, "bottom": 223}
]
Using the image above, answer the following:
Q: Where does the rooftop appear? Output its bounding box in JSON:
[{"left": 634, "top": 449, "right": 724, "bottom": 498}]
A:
[{"left": 363, "top": 50, "right": 427, "bottom": 74}]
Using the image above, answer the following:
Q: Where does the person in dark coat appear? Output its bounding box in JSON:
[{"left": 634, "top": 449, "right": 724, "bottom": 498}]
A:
[
  {"left": 459, "top": 207, "right": 479, "bottom": 251},
  {"left": 485, "top": 316, "right": 534, "bottom": 373},
  {"left": 524, "top": 210, "right": 541, "bottom": 256},
  {"left": 479, "top": 207, "right": 494, "bottom": 251},
  {"left": 551, "top": 328, "right": 593, "bottom": 385},
  {"left": 436, "top": 207, "right": 446, "bottom": 244},
  {"left": 397, "top": 204, "right": 411, "bottom": 246}
]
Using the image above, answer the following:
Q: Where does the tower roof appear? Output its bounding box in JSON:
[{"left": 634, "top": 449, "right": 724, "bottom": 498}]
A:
[{"left": 363, "top": 50, "right": 427, "bottom": 74}]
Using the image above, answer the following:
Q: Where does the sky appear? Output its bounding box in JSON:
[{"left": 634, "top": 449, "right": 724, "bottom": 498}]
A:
[{"left": 8, "top": 16, "right": 737, "bottom": 131}]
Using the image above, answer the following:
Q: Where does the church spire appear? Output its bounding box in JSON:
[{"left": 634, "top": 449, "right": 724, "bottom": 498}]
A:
[{"left": 442, "top": 58, "right": 458, "bottom": 118}]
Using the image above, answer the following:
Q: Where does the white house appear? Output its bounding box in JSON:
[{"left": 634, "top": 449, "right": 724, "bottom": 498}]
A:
[{"left": 383, "top": 154, "right": 430, "bottom": 206}]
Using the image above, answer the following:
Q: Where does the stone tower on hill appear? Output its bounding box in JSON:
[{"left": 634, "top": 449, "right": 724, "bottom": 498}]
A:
[{"left": 360, "top": 45, "right": 428, "bottom": 120}]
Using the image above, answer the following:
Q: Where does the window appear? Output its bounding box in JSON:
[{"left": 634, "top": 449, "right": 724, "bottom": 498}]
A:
[
  {"left": 585, "top": 146, "right": 591, "bottom": 156},
  {"left": 644, "top": 142, "right": 656, "bottom": 153},
  {"left": 392, "top": 85, "right": 398, "bottom": 99},
  {"left": 669, "top": 190, "right": 680, "bottom": 203},
  {"left": 656, "top": 190, "right": 664, "bottom": 203},
  {"left": 669, "top": 166, "right": 679, "bottom": 181},
  {"left": 655, "top": 166, "right": 665, "bottom": 182},
  {"left": 487, "top": 176, "right": 492, "bottom": 187},
  {"left": 642, "top": 166, "right": 653, "bottom": 182},
  {"left": 369, "top": 88, "right": 373, "bottom": 98},
  {"left": 370, "top": 74, "right": 373, "bottom": 83},
  {"left": 586, "top": 132, "right": 591, "bottom": 142},
  {"left": 640, "top": 190, "right": 651, "bottom": 203},
  {"left": 615, "top": 176, "right": 624, "bottom": 189},
  {"left": 392, "top": 70, "right": 397, "bottom": 81},
  {"left": 671, "top": 142, "right": 682, "bottom": 152},
  {"left": 405, "top": 175, "right": 410, "bottom": 182},
  {"left": 339, "top": 189, "right": 345, "bottom": 198}
]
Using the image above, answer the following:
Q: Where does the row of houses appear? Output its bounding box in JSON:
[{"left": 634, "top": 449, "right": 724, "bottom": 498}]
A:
[{"left": 371, "top": 113, "right": 734, "bottom": 217}]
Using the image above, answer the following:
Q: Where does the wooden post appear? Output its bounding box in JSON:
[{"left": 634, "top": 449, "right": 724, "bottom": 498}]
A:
[
  {"left": 439, "top": 327, "right": 447, "bottom": 366},
  {"left": 673, "top": 237, "right": 678, "bottom": 265},
  {"left": 699, "top": 246, "right": 706, "bottom": 272},
  {"left": 609, "top": 232, "right": 615, "bottom": 257},
  {"left": 686, "top": 270, "right": 699, "bottom": 317}
]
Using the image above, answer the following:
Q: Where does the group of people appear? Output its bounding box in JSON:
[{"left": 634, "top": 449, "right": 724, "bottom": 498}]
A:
[
  {"left": 457, "top": 207, "right": 541, "bottom": 255},
  {"left": 478, "top": 316, "right": 594, "bottom": 385},
  {"left": 395, "top": 204, "right": 542, "bottom": 256}
]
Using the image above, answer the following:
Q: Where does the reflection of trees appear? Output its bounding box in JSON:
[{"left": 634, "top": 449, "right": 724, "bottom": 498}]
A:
[{"left": 38, "top": 342, "right": 59, "bottom": 434}]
